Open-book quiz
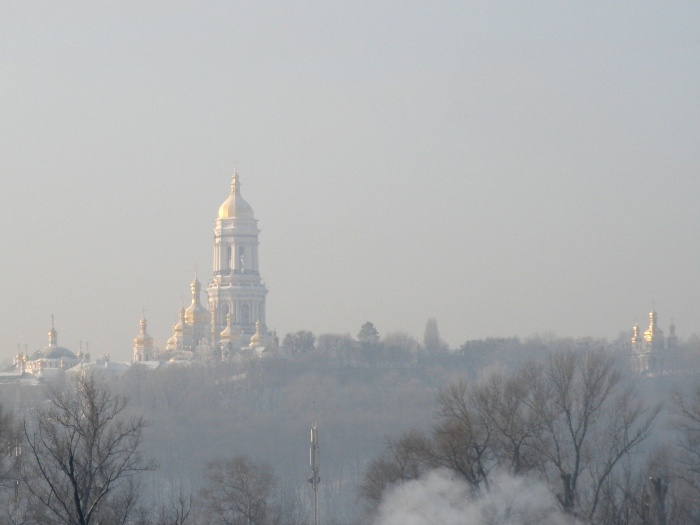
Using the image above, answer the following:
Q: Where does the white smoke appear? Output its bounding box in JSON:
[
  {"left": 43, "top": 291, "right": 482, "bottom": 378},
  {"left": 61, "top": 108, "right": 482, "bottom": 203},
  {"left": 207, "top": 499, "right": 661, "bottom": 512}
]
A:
[{"left": 373, "top": 469, "right": 578, "bottom": 525}]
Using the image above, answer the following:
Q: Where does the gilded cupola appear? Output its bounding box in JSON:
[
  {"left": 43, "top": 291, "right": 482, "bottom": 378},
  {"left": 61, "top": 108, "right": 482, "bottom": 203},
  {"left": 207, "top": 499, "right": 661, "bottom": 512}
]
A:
[
  {"left": 185, "top": 275, "right": 209, "bottom": 325},
  {"left": 218, "top": 170, "right": 255, "bottom": 220},
  {"left": 134, "top": 317, "right": 153, "bottom": 346}
]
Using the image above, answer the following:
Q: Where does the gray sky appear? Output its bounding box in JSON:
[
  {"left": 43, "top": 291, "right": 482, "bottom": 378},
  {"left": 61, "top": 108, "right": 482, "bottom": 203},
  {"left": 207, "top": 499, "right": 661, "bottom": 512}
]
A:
[{"left": 1, "top": 2, "right": 698, "bottom": 361}]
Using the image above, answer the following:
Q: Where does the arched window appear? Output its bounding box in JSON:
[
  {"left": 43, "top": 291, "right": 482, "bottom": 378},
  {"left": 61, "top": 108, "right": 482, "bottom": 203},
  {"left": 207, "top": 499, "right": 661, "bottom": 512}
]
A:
[
  {"left": 242, "top": 303, "right": 250, "bottom": 325},
  {"left": 226, "top": 246, "right": 232, "bottom": 271},
  {"left": 238, "top": 246, "right": 245, "bottom": 272}
]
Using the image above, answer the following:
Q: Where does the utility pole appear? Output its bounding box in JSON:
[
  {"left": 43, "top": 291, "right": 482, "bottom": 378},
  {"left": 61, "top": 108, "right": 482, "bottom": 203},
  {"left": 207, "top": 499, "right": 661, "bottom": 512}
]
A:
[
  {"left": 309, "top": 424, "right": 320, "bottom": 525},
  {"left": 14, "top": 440, "right": 21, "bottom": 504}
]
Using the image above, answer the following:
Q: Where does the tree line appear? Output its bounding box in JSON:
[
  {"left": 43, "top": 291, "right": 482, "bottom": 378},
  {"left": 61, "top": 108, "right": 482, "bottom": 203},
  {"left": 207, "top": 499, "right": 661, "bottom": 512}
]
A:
[
  {"left": 2, "top": 324, "right": 700, "bottom": 524},
  {"left": 0, "top": 373, "right": 306, "bottom": 525},
  {"left": 359, "top": 348, "right": 700, "bottom": 524}
]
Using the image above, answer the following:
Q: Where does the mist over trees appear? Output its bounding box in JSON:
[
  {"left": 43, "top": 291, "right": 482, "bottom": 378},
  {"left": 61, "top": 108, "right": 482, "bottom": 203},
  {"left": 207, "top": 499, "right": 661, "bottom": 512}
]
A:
[
  {"left": 200, "top": 456, "right": 278, "bottom": 525},
  {"left": 359, "top": 337, "right": 700, "bottom": 524},
  {"left": 1, "top": 322, "right": 700, "bottom": 524},
  {"left": 423, "top": 318, "right": 448, "bottom": 357}
]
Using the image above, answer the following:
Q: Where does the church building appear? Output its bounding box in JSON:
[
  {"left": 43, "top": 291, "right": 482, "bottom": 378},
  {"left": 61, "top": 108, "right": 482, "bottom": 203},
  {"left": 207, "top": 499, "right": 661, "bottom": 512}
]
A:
[
  {"left": 630, "top": 308, "right": 676, "bottom": 373},
  {"left": 15, "top": 319, "right": 85, "bottom": 378},
  {"left": 135, "top": 172, "right": 277, "bottom": 362}
]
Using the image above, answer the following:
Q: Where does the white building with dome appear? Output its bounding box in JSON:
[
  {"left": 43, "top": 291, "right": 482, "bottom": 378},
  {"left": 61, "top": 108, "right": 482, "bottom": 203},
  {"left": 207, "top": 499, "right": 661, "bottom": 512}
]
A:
[
  {"left": 15, "top": 320, "right": 84, "bottom": 378},
  {"left": 135, "top": 171, "right": 277, "bottom": 362}
]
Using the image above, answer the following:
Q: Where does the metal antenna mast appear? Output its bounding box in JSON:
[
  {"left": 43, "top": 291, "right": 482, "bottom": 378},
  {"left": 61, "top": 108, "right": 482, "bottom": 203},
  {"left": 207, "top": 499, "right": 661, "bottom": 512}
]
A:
[{"left": 309, "top": 424, "right": 320, "bottom": 525}]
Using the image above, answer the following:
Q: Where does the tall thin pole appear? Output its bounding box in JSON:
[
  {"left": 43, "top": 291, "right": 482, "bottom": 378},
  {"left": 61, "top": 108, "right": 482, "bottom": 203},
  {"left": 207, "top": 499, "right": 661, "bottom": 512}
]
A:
[
  {"left": 309, "top": 424, "right": 320, "bottom": 525},
  {"left": 14, "top": 439, "right": 21, "bottom": 504}
]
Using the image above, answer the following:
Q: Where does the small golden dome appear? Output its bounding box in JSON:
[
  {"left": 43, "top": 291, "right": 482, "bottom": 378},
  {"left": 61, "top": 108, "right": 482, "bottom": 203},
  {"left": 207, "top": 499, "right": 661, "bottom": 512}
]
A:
[
  {"left": 220, "top": 311, "right": 233, "bottom": 340},
  {"left": 249, "top": 321, "right": 262, "bottom": 345},
  {"left": 218, "top": 171, "right": 254, "bottom": 220},
  {"left": 134, "top": 318, "right": 154, "bottom": 345},
  {"left": 185, "top": 276, "right": 209, "bottom": 325},
  {"left": 173, "top": 308, "right": 191, "bottom": 333}
]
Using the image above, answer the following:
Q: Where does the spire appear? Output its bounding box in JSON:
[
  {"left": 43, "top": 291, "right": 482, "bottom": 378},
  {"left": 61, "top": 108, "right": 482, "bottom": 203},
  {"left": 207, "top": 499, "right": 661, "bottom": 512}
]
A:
[
  {"left": 134, "top": 314, "right": 153, "bottom": 350},
  {"left": 191, "top": 273, "right": 201, "bottom": 296},
  {"left": 631, "top": 323, "right": 641, "bottom": 344},
  {"left": 218, "top": 169, "right": 254, "bottom": 219},
  {"left": 173, "top": 306, "right": 188, "bottom": 334},
  {"left": 48, "top": 315, "right": 57, "bottom": 346},
  {"left": 186, "top": 271, "right": 208, "bottom": 326},
  {"left": 644, "top": 305, "right": 664, "bottom": 345},
  {"left": 231, "top": 168, "right": 241, "bottom": 196}
]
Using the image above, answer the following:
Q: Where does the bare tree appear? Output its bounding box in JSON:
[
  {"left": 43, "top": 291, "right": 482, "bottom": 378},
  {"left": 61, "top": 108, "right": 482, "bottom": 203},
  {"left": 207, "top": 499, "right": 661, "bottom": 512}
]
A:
[
  {"left": 0, "top": 405, "right": 25, "bottom": 525},
  {"left": 359, "top": 349, "right": 660, "bottom": 523},
  {"left": 433, "top": 379, "right": 493, "bottom": 492},
  {"left": 672, "top": 384, "right": 700, "bottom": 494},
  {"left": 667, "top": 383, "right": 700, "bottom": 523},
  {"left": 152, "top": 491, "right": 192, "bottom": 525},
  {"left": 200, "top": 455, "right": 276, "bottom": 525},
  {"left": 470, "top": 369, "right": 543, "bottom": 476},
  {"left": 526, "top": 349, "right": 660, "bottom": 521},
  {"left": 358, "top": 431, "right": 434, "bottom": 514},
  {"left": 23, "top": 372, "right": 154, "bottom": 525}
]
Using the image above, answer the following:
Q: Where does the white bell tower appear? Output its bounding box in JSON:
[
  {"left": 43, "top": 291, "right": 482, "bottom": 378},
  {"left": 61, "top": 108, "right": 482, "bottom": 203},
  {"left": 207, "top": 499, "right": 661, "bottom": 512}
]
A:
[{"left": 207, "top": 171, "right": 269, "bottom": 347}]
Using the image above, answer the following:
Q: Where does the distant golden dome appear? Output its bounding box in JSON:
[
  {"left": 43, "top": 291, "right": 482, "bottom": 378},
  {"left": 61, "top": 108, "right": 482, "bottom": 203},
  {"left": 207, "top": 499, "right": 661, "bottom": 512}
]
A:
[
  {"left": 218, "top": 171, "right": 254, "bottom": 220},
  {"left": 185, "top": 276, "right": 210, "bottom": 325},
  {"left": 249, "top": 321, "right": 262, "bottom": 346},
  {"left": 134, "top": 318, "right": 153, "bottom": 346},
  {"left": 220, "top": 311, "right": 233, "bottom": 340},
  {"left": 173, "top": 307, "right": 190, "bottom": 333}
]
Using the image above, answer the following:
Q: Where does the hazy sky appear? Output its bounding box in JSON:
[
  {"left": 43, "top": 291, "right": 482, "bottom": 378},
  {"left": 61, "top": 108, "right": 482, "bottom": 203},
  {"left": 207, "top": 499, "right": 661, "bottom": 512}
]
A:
[{"left": 1, "top": 2, "right": 698, "bottom": 361}]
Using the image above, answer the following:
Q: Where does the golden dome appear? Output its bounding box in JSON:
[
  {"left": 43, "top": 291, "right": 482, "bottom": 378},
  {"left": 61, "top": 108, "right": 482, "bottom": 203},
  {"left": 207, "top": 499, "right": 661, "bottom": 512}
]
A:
[
  {"left": 134, "top": 318, "right": 153, "bottom": 346},
  {"left": 220, "top": 311, "right": 233, "bottom": 340},
  {"left": 218, "top": 171, "right": 254, "bottom": 220},
  {"left": 249, "top": 321, "right": 262, "bottom": 346},
  {"left": 185, "top": 276, "right": 210, "bottom": 325},
  {"left": 173, "top": 307, "right": 190, "bottom": 333}
]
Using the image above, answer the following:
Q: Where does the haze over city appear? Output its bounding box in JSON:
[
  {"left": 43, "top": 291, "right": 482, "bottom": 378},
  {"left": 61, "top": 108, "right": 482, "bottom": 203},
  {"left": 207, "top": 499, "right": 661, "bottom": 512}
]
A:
[{"left": 1, "top": 3, "right": 698, "bottom": 362}]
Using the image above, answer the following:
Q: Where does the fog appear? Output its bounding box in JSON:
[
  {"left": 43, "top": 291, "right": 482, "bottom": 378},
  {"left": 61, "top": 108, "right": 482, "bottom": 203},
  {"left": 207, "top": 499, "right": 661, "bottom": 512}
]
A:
[
  {"left": 3, "top": 334, "right": 700, "bottom": 523},
  {"left": 1, "top": 3, "right": 699, "bottom": 523},
  {"left": 1, "top": 3, "right": 699, "bottom": 361},
  {"left": 375, "top": 470, "right": 577, "bottom": 525}
]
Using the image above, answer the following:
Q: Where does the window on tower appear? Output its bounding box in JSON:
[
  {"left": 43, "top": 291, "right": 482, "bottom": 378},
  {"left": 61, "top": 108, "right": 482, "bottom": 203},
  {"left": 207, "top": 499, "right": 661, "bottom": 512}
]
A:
[{"left": 239, "top": 246, "right": 245, "bottom": 272}]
